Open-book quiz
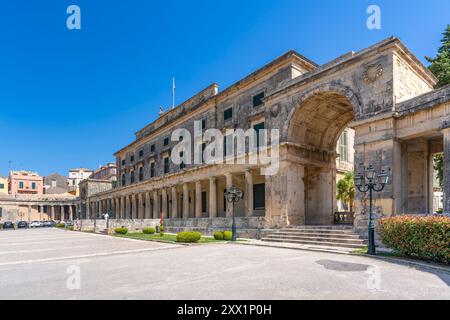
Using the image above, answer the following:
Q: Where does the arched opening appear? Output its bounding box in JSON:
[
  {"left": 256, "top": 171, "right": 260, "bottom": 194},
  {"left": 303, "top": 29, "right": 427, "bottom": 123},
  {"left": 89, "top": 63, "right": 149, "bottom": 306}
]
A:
[{"left": 287, "top": 91, "right": 356, "bottom": 225}]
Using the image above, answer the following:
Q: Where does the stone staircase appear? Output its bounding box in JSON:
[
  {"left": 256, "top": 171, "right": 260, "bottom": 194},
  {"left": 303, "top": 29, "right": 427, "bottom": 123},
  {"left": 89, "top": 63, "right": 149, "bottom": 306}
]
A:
[{"left": 261, "top": 226, "right": 367, "bottom": 251}]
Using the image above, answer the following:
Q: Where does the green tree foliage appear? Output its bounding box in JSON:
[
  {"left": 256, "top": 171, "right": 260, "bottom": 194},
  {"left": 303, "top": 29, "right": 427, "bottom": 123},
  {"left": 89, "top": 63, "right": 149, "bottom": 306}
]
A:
[
  {"left": 426, "top": 25, "right": 450, "bottom": 88},
  {"left": 434, "top": 153, "right": 444, "bottom": 188},
  {"left": 336, "top": 172, "right": 355, "bottom": 212}
]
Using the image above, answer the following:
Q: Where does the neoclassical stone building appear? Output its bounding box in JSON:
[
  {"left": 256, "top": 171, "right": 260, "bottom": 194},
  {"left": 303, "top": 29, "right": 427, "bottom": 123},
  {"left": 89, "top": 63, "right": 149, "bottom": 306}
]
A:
[{"left": 85, "top": 37, "right": 450, "bottom": 236}]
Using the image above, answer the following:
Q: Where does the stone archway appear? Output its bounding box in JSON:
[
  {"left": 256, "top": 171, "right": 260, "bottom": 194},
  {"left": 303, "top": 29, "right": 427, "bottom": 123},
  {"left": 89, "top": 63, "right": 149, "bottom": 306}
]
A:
[{"left": 285, "top": 86, "right": 360, "bottom": 225}]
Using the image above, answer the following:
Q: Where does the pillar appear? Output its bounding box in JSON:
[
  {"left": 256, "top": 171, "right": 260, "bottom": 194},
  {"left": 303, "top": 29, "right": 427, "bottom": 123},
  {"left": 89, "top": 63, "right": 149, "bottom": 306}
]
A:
[
  {"left": 225, "top": 173, "right": 233, "bottom": 217},
  {"left": 40, "top": 205, "right": 44, "bottom": 221},
  {"left": 153, "top": 190, "right": 159, "bottom": 219},
  {"left": 443, "top": 127, "right": 450, "bottom": 214},
  {"left": 145, "top": 192, "right": 151, "bottom": 219},
  {"left": 137, "top": 193, "right": 143, "bottom": 219},
  {"left": 125, "top": 196, "right": 130, "bottom": 219},
  {"left": 28, "top": 205, "right": 32, "bottom": 222},
  {"left": 245, "top": 169, "right": 254, "bottom": 217},
  {"left": 51, "top": 206, "right": 55, "bottom": 220},
  {"left": 209, "top": 177, "right": 217, "bottom": 218},
  {"left": 183, "top": 183, "right": 189, "bottom": 219},
  {"left": 86, "top": 201, "right": 90, "bottom": 219},
  {"left": 162, "top": 189, "right": 168, "bottom": 218},
  {"left": 171, "top": 187, "right": 178, "bottom": 218},
  {"left": 69, "top": 206, "right": 73, "bottom": 221},
  {"left": 195, "top": 181, "right": 202, "bottom": 218}
]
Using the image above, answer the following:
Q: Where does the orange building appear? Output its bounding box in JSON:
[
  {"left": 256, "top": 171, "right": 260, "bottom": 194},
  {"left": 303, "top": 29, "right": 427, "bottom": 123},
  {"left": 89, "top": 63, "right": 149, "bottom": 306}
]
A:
[{"left": 8, "top": 171, "right": 44, "bottom": 195}]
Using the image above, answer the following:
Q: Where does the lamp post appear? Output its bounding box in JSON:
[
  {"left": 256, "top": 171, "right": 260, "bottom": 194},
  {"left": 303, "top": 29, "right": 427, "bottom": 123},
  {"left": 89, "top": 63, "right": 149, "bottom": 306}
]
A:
[
  {"left": 354, "top": 165, "right": 389, "bottom": 255},
  {"left": 224, "top": 186, "right": 244, "bottom": 241}
]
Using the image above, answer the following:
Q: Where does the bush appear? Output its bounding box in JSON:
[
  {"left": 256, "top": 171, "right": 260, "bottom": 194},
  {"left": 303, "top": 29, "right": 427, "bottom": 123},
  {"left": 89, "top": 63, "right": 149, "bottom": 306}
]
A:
[
  {"left": 223, "top": 231, "right": 233, "bottom": 241},
  {"left": 66, "top": 226, "right": 74, "bottom": 231},
  {"left": 379, "top": 215, "right": 450, "bottom": 264},
  {"left": 56, "top": 223, "right": 66, "bottom": 228},
  {"left": 114, "top": 227, "right": 128, "bottom": 235},
  {"left": 214, "top": 231, "right": 225, "bottom": 240},
  {"left": 160, "top": 232, "right": 165, "bottom": 237},
  {"left": 176, "top": 231, "right": 202, "bottom": 243},
  {"left": 143, "top": 227, "right": 156, "bottom": 235},
  {"left": 159, "top": 225, "right": 165, "bottom": 232}
]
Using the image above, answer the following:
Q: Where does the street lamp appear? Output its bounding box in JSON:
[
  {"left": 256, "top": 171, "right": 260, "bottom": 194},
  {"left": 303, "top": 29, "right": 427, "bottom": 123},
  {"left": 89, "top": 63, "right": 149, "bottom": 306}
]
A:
[
  {"left": 224, "top": 186, "right": 244, "bottom": 241},
  {"left": 355, "top": 165, "right": 390, "bottom": 255}
]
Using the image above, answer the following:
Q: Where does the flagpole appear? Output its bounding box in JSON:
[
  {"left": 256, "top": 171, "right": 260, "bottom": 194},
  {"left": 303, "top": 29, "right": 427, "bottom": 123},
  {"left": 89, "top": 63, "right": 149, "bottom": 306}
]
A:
[{"left": 172, "top": 77, "right": 175, "bottom": 109}]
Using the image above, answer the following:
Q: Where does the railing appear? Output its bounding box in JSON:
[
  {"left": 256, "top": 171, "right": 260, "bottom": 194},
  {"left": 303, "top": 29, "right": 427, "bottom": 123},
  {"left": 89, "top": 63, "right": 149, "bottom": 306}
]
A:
[{"left": 334, "top": 212, "right": 355, "bottom": 225}]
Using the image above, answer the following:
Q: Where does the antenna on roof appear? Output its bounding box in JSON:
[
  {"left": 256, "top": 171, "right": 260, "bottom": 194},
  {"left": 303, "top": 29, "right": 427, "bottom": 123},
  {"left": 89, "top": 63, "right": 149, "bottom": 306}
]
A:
[{"left": 172, "top": 77, "right": 176, "bottom": 109}]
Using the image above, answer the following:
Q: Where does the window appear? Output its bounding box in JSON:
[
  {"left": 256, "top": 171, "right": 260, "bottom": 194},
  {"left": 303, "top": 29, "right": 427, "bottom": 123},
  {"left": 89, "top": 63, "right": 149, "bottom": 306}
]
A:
[
  {"left": 223, "top": 107, "right": 233, "bottom": 121},
  {"left": 201, "top": 118, "right": 207, "bottom": 130},
  {"left": 180, "top": 151, "right": 186, "bottom": 169},
  {"left": 0, "top": 184, "right": 4, "bottom": 189},
  {"left": 339, "top": 131, "right": 349, "bottom": 162},
  {"left": 199, "top": 143, "right": 206, "bottom": 163},
  {"left": 163, "top": 137, "right": 170, "bottom": 146},
  {"left": 32, "top": 182, "right": 36, "bottom": 190},
  {"left": 51, "top": 180, "right": 56, "bottom": 188},
  {"left": 253, "top": 183, "right": 266, "bottom": 210},
  {"left": 139, "top": 150, "right": 144, "bottom": 158},
  {"left": 121, "top": 174, "right": 126, "bottom": 186},
  {"left": 202, "top": 192, "right": 207, "bottom": 213},
  {"left": 253, "top": 92, "right": 265, "bottom": 108},
  {"left": 253, "top": 122, "right": 266, "bottom": 149},
  {"left": 224, "top": 134, "right": 233, "bottom": 157},
  {"left": 164, "top": 157, "right": 170, "bottom": 174},
  {"left": 150, "top": 144, "right": 156, "bottom": 153},
  {"left": 121, "top": 159, "right": 126, "bottom": 166},
  {"left": 130, "top": 171, "right": 135, "bottom": 184},
  {"left": 139, "top": 167, "right": 144, "bottom": 181},
  {"left": 130, "top": 155, "right": 135, "bottom": 163},
  {"left": 150, "top": 162, "right": 155, "bottom": 178},
  {"left": 19, "top": 181, "right": 24, "bottom": 189}
]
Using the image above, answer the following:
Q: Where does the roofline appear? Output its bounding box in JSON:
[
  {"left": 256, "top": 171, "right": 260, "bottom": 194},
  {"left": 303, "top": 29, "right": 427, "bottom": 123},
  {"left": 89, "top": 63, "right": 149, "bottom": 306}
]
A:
[{"left": 114, "top": 50, "right": 318, "bottom": 156}]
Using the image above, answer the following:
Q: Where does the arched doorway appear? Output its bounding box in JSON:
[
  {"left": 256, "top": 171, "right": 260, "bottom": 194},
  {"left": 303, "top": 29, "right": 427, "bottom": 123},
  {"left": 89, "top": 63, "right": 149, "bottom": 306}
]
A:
[{"left": 287, "top": 90, "right": 357, "bottom": 225}]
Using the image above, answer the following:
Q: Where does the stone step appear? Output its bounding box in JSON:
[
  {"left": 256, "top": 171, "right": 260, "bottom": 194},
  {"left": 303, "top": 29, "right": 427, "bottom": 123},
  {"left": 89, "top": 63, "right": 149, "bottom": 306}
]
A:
[
  {"left": 271, "top": 229, "right": 356, "bottom": 235},
  {"left": 261, "top": 238, "right": 367, "bottom": 249},
  {"left": 263, "top": 234, "right": 367, "bottom": 245},
  {"left": 285, "top": 225, "right": 353, "bottom": 230},
  {"left": 263, "top": 231, "right": 361, "bottom": 238}
]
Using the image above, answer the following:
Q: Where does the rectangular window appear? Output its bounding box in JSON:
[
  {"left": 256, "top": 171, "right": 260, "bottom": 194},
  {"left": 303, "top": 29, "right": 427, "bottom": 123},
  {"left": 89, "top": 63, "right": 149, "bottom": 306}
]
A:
[
  {"left": 253, "top": 122, "right": 266, "bottom": 149},
  {"left": 0, "top": 184, "right": 4, "bottom": 189},
  {"left": 253, "top": 183, "right": 266, "bottom": 210},
  {"left": 199, "top": 143, "right": 206, "bottom": 163},
  {"left": 253, "top": 92, "right": 265, "bottom": 108},
  {"left": 339, "top": 131, "right": 349, "bottom": 162},
  {"left": 164, "top": 157, "right": 170, "bottom": 174},
  {"left": 223, "top": 107, "right": 233, "bottom": 121},
  {"left": 163, "top": 137, "right": 170, "bottom": 146},
  {"left": 32, "top": 182, "right": 36, "bottom": 190},
  {"left": 121, "top": 159, "right": 126, "bottom": 166},
  {"left": 150, "top": 162, "right": 155, "bottom": 178},
  {"left": 139, "top": 150, "right": 144, "bottom": 158},
  {"left": 139, "top": 167, "right": 144, "bottom": 181},
  {"left": 224, "top": 135, "right": 233, "bottom": 157},
  {"left": 130, "top": 155, "right": 135, "bottom": 163},
  {"left": 150, "top": 144, "right": 156, "bottom": 153},
  {"left": 19, "top": 181, "right": 24, "bottom": 189},
  {"left": 180, "top": 151, "right": 186, "bottom": 169},
  {"left": 130, "top": 171, "right": 135, "bottom": 184},
  {"left": 121, "top": 174, "right": 126, "bottom": 186},
  {"left": 201, "top": 118, "right": 207, "bottom": 130},
  {"left": 202, "top": 192, "right": 207, "bottom": 213}
]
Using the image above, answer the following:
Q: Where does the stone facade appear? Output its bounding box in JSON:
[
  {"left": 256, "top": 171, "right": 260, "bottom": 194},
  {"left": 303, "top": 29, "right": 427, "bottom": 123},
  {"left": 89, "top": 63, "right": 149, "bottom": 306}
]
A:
[{"left": 84, "top": 37, "right": 450, "bottom": 237}]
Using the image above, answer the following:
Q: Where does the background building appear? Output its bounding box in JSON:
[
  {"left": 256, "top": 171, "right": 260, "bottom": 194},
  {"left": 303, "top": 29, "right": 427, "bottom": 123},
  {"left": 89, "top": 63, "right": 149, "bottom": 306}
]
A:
[
  {"left": 8, "top": 171, "right": 43, "bottom": 195},
  {"left": 68, "top": 168, "right": 93, "bottom": 188},
  {"left": 0, "top": 176, "right": 7, "bottom": 195},
  {"left": 44, "top": 173, "right": 71, "bottom": 195},
  {"left": 90, "top": 163, "right": 117, "bottom": 183}
]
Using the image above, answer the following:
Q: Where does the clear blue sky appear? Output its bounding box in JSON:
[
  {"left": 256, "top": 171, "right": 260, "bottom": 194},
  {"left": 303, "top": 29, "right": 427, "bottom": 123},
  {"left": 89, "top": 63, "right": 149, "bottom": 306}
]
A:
[{"left": 0, "top": 0, "right": 448, "bottom": 177}]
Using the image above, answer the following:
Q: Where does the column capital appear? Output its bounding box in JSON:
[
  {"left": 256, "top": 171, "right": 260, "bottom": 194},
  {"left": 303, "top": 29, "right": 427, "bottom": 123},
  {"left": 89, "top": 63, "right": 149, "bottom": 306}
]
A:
[{"left": 440, "top": 119, "right": 450, "bottom": 132}]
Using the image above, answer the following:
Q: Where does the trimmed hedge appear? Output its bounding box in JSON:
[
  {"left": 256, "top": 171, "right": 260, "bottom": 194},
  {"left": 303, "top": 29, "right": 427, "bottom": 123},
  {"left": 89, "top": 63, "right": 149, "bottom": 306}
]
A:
[
  {"left": 176, "top": 231, "right": 202, "bottom": 243},
  {"left": 143, "top": 227, "right": 156, "bottom": 235},
  {"left": 223, "top": 231, "right": 233, "bottom": 241},
  {"left": 114, "top": 227, "right": 128, "bottom": 235},
  {"left": 56, "top": 223, "right": 66, "bottom": 228},
  {"left": 379, "top": 215, "right": 450, "bottom": 264},
  {"left": 214, "top": 231, "right": 225, "bottom": 240}
]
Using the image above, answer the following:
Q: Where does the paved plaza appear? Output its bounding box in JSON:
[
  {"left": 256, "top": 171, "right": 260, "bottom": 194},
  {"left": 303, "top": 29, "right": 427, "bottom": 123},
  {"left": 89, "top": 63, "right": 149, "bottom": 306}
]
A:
[{"left": 0, "top": 229, "right": 449, "bottom": 300}]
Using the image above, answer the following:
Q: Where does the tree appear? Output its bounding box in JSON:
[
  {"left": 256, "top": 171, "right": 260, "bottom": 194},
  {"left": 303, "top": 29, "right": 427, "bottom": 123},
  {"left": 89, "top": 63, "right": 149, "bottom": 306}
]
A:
[
  {"left": 434, "top": 153, "right": 444, "bottom": 189},
  {"left": 337, "top": 172, "right": 355, "bottom": 212},
  {"left": 426, "top": 25, "right": 450, "bottom": 88}
]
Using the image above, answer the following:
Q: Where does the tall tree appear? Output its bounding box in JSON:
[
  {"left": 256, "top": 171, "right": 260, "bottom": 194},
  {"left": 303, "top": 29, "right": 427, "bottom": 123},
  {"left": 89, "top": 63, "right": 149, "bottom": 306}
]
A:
[
  {"left": 426, "top": 25, "right": 450, "bottom": 88},
  {"left": 337, "top": 172, "right": 355, "bottom": 212}
]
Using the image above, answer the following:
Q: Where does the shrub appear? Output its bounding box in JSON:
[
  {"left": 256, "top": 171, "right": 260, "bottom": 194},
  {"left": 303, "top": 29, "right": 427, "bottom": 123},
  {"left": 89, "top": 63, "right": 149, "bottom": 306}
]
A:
[
  {"left": 160, "top": 232, "right": 165, "bottom": 237},
  {"left": 214, "top": 231, "right": 225, "bottom": 240},
  {"left": 143, "top": 227, "right": 156, "bottom": 235},
  {"left": 114, "top": 227, "right": 128, "bottom": 235},
  {"left": 56, "top": 223, "right": 66, "bottom": 228},
  {"left": 159, "top": 225, "right": 165, "bottom": 232},
  {"left": 176, "top": 231, "right": 202, "bottom": 243},
  {"left": 379, "top": 215, "right": 450, "bottom": 264},
  {"left": 223, "top": 231, "right": 233, "bottom": 241},
  {"left": 66, "top": 226, "right": 74, "bottom": 231}
]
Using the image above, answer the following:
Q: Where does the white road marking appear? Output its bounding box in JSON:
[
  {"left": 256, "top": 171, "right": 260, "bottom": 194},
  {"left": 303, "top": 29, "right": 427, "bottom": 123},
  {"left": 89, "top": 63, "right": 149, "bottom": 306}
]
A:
[
  {"left": 0, "top": 238, "right": 98, "bottom": 247},
  {"left": 0, "top": 245, "right": 181, "bottom": 267},
  {"left": 0, "top": 245, "right": 91, "bottom": 255}
]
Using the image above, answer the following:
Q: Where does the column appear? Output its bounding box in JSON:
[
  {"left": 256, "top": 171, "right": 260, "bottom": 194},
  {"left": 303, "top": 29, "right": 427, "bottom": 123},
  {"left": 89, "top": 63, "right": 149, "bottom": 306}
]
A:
[
  {"left": 139, "top": 193, "right": 145, "bottom": 219},
  {"left": 125, "top": 196, "right": 130, "bottom": 219},
  {"left": 443, "top": 127, "right": 450, "bottom": 214},
  {"left": 28, "top": 205, "right": 32, "bottom": 223},
  {"left": 153, "top": 190, "right": 159, "bottom": 219},
  {"left": 245, "top": 169, "right": 254, "bottom": 217},
  {"left": 195, "top": 180, "right": 202, "bottom": 218},
  {"left": 225, "top": 173, "right": 233, "bottom": 217},
  {"left": 39, "top": 205, "right": 44, "bottom": 221},
  {"left": 171, "top": 187, "right": 178, "bottom": 218},
  {"left": 120, "top": 197, "right": 125, "bottom": 219},
  {"left": 86, "top": 201, "right": 90, "bottom": 219},
  {"left": 162, "top": 189, "right": 168, "bottom": 218},
  {"left": 51, "top": 206, "right": 55, "bottom": 220},
  {"left": 145, "top": 192, "right": 151, "bottom": 219},
  {"left": 209, "top": 177, "right": 217, "bottom": 218},
  {"left": 69, "top": 206, "right": 73, "bottom": 221},
  {"left": 183, "top": 183, "right": 189, "bottom": 219}
]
